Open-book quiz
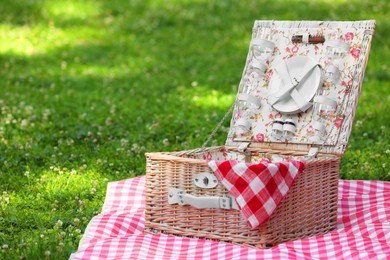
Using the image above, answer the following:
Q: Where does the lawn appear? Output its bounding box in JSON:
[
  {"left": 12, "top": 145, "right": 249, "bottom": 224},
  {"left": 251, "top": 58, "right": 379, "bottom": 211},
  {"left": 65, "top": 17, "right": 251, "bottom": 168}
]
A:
[{"left": 0, "top": 0, "right": 389, "bottom": 258}]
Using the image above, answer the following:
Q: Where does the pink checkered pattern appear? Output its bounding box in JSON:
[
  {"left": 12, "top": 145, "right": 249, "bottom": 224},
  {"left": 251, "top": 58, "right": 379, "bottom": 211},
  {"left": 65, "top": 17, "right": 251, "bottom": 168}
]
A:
[
  {"left": 70, "top": 176, "right": 390, "bottom": 260},
  {"left": 208, "top": 160, "right": 305, "bottom": 229}
]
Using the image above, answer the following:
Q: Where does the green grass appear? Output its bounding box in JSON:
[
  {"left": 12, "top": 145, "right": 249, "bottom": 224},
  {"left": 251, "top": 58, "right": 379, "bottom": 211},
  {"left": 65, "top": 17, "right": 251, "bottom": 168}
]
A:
[{"left": 0, "top": 0, "right": 389, "bottom": 258}]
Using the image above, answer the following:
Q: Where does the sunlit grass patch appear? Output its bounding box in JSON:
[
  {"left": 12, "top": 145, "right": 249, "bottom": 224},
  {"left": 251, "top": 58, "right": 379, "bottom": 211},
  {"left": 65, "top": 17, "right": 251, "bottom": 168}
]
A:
[
  {"left": 189, "top": 84, "right": 236, "bottom": 109},
  {"left": 42, "top": 0, "right": 101, "bottom": 21},
  {"left": 0, "top": 24, "right": 65, "bottom": 56},
  {"left": 0, "top": 23, "right": 107, "bottom": 58}
]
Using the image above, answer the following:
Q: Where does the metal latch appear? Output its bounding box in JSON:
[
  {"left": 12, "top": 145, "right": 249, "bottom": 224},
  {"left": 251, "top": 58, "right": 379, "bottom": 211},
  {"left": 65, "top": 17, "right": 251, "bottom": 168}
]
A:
[
  {"left": 193, "top": 172, "right": 219, "bottom": 189},
  {"left": 238, "top": 142, "right": 250, "bottom": 152},
  {"left": 308, "top": 147, "right": 319, "bottom": 158}
]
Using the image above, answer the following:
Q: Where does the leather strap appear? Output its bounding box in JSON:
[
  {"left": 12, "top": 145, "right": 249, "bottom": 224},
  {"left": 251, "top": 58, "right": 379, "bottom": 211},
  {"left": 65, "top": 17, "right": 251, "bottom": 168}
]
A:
[
  {"left": 168, "top": 188, "right": 239, "bottom": 210},
  {"left": 292, "top": 35, "right": 325, "bottom": 44}
]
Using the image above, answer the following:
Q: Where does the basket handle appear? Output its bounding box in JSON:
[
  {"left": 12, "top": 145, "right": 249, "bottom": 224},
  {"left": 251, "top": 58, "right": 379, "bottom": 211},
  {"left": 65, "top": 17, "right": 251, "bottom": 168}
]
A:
[{"left": 168, "top": 187, "right": 239, "bottom": 210}]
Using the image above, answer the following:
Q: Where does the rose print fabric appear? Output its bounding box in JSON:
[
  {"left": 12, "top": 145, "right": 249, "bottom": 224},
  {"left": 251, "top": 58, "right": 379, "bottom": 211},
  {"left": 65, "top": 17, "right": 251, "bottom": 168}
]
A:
[{"left": 226, "top": 21, "right": 374, "bottom": 155}]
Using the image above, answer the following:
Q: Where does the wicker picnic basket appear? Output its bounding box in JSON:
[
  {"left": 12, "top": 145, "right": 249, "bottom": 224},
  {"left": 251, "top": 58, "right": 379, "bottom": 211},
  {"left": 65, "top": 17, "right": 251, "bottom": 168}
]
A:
[{"left": 145, "top": 20, "right": 375, "bottom": 248}]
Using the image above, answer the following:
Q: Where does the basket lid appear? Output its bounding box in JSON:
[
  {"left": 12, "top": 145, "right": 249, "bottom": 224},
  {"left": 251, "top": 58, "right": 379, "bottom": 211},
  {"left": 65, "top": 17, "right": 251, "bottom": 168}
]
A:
[{"left": 225, "top": 20, "right": 375, "bottom": 156}]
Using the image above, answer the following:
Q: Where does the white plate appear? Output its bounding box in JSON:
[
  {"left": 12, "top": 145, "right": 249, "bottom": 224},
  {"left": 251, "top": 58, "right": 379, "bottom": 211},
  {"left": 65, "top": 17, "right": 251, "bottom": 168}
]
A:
[{"left": 268, "top": 56, "right": 322, "bottom": 114}]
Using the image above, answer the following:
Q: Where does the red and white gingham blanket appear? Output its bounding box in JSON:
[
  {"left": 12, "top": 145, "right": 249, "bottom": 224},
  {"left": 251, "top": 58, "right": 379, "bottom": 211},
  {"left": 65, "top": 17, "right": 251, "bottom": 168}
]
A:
[
  {"left": 70, "top": 176, "right": 390, "bottom": 260},
  {"left": 208, "top": 159, "right": 305, "bottom": 229}
]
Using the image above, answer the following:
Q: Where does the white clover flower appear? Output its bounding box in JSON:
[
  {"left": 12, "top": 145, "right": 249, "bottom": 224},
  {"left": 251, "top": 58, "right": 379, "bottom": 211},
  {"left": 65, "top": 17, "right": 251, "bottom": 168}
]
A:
[
  {"left": 131, "top": 143, "right": 139, "bottom": 151},
  {"left": 120, "top": 139, "right": 129, "bottom": 147},
  {"left": 163, "top": 138, "right": 170, "bottom": 146},
  {"left": 20, "top": 119, "right": 29, "bottom": 128},
  {"left": 362, "top": 162, "right": 370, "bottom": 171}
]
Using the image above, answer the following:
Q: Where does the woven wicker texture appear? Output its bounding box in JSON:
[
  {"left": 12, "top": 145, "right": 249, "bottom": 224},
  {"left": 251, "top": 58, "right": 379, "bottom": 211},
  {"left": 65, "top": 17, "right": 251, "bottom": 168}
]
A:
[
  {"left": 145, "top": 148, "right": 339, "bottom": 248},
  {"left": 144, "top": 20, "right": 374, "bottom": 248}
]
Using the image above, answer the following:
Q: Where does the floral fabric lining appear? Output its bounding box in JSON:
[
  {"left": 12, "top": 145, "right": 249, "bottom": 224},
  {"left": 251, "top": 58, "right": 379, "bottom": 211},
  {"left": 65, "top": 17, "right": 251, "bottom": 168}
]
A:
[{"left": 227, "top": 26, "right": 367, "bottom": 147}]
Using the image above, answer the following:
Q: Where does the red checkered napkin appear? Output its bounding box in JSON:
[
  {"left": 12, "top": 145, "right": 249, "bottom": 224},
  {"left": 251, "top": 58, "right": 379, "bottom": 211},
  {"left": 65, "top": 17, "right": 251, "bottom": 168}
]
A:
[{"left": 208, "top": 159, "right": 305, "bottom": 229}]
